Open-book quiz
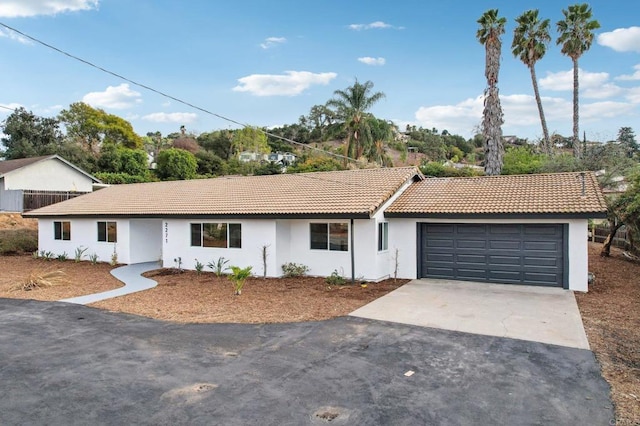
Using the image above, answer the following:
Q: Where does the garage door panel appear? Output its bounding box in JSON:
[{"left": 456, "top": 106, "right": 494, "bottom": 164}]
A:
[
  {"left": 456, "top": 240, "right": 487, "bottom": 249},
  {"left": 420, "top": 223, "right": 564, "bottom": 287}
]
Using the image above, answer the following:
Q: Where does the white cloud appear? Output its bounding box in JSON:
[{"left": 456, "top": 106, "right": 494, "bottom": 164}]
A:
[
  {"left": 357, "top": 57, "right": 386, "bottom": 66},
  {"left": 82, "top": 83, "right": 142, "bottom": 109},
  {"left": 0, "top": 0, "right": 99, "bottom": 17},
  {"left": 0, "top": 102, "right": 23, "bottom": 115},
  {"left": 415, "top": 96, "right": 483, "bottom": 136},
  {"left": 141, "top": 112, "right": 198, "bottom": 124},
  {"left": 581, "top": 101, "right": 637, "bottom": 120},
  {"left": 232, "top": 71, "right": 337, "bottom": 96},
  {"left": 0, "top": 28, "right": 31, "bottom": 44},
  {"left": 161, "top": 101, "right": 172, "bottom": 107},
  {"left": 597, "top": 27, "right": 640, "bottom": 53},
  {"left": 260, "top": 36, "right": 286, "bottom": 49},
  {"left": 348, "top": 21, "right": 403, "bottom": 31},
  {"left": 617, "top": 64, "right": 640, "bottom": 81},
  {"left": 626, "top": 87, "right": 640, "bottom": 103},
  {"left": 539, "top": 69, "right": 623, "bottom": 99}
]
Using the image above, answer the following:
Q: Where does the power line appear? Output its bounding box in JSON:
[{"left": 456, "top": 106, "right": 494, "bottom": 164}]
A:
[{"left": 0, "top": 22, "right": 359, "bottom": 164}]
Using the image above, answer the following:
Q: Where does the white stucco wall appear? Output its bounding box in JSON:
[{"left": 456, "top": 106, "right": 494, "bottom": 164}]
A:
[
  {"left": 130, "top": 219, "right": 163, "bottom": 263},
  {"left": 161, "top": 219, "right": 278, "bottom": 276},
  {"left": 38, "top": 218, "right": 131, "bottom": 264},
  {"left": 4, "top": 158, "right": 94, "bottom": 192},
  {"left": 388, "top": 218, "right": 590, "bottom": 291}
]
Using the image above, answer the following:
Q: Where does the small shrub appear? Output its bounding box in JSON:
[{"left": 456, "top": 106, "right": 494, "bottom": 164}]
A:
[
  {"left": 89, "top": 253, "right": 99, "bottom": 264},
  {"left": 281, "top": 262, "right": 309, "bottom": 277},
  {"left": 74, "top": 246, "right": 88, "bottom": 262},
  {"left": 42, "top": 251, "right": 55, "bottom": 261},
  {"left": 0, "top": 229, "right": 38, "bottom": 255},
  {"left": 32, "top": 250, "right": 39, "bottom": 259},
  {"left": 228, "top": 265, "right": 252, "bottom": 295},
  {"left": 325, "top": 270, "right": 345, "bottom": 286},
  {"left": 56, "top": 252, "right": 69, "bottom": 261},
  {"left": 194, "top": 259, "right": 205, "bottom": 275},
  {"left": 207, "top": 257, "right": 230, "bottom": 277}
]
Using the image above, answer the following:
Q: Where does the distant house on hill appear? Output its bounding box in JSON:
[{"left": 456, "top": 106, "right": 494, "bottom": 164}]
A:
[{"left": 0, "top": 155, "right": 101, "bottom": 213}]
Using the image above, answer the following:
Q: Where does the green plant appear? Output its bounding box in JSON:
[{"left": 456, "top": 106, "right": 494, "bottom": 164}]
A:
[
  {"left": 281, "top": 262, "right": 310, "bottom": 277},
  {"left": 228, "top": 265, "right": 252, "bottom": 295},
  {"left": 74, "top": 246, "right": 88, "bottom": 262},
  {"left": 194, "top": 259, "right": 205, "bottom": 275},
  {"left": 325, "top": 269, "right": 346, "bottom": 286},
  {"left": 207, "top": 257, "right": 230, "bottom": 277},
  {"left": 89, "top": 253, "right": 99, "bottom": 264},
  {"left": 0, "top": 229, "right": 38, "bottom": 255},
  {"left": 32, "top": 250, "right": 39, "bottom": 259},
  {"left": 42, "top": 251, "right": 55, "bottom": 261},
  {"left": 56, "top": 252, "right": 69, "bottom": 261}
]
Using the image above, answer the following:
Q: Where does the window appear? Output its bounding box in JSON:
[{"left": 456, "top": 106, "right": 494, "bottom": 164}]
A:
[
  {"left": 191, "top": 223, "right": 241, "bottom": 248},
  {"left": 97, "top": 221, "right": 117, "bottom": 243},
  {"left": 378, "top": 222, "right": 388, "bottom": 251},
  {"left": 310, "top": 222, "right": 348, "bottom": 251},
  {"left": 54, "top": 221, "right": 71, "bottom": 241}
]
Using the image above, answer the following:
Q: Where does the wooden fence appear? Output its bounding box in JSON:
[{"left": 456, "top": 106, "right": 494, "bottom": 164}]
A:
[
  {"left": 22, "top": 190, "right": 90, "bottom": 212},
  {"left": 590, "top": 223, "right": 629, "bottom": 249}
]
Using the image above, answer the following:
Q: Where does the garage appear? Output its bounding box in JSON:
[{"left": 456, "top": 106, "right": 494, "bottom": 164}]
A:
[{"left": 418, "top": 223, "right": 566, "bottom": 287}]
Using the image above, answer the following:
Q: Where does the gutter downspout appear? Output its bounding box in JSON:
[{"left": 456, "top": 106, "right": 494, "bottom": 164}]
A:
[{"left": 350, "top": 218, "right": 355, "bottom": 285}]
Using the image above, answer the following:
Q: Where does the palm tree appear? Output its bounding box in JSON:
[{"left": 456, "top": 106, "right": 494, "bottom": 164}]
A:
[
  {"left": 326, "top": 79, "right": 385, "bottom": 162},
  {"left": 556, "top": 3, "right": 600, "bottom": 158},
  {"left": 477, "top": 9, "right": 506, "bottom": 175},
  {"left": 512, "top": 9, "right": 551, "bottom": 154}
]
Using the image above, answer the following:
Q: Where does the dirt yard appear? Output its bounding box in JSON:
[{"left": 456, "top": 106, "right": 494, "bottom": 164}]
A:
[
  {"left": 0, "top": 242, "right": 638, "bottom": 423},
  {"left": 575, "top": 243, "right": 640, "bottom": 426},
  {"left": 0, "top": 213, "right": 38, "bottom": 230}
]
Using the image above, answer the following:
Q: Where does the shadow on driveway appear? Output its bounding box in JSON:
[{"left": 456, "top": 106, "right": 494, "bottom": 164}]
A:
[{"left": 0, "top": 298, "right": 613, "bottom": 425}]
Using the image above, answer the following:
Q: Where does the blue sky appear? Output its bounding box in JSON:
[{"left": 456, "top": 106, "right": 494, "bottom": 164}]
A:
[{"left": 1, "top": 0, "right": 639, "bottom": 142}]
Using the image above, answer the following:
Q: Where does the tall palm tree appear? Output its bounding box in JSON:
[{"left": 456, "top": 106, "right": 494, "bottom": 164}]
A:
[
  {"left": 512, "top": 9, "right": 551, "bottom": 154},
  {"left": 556, "top": 3, "right": 600, "bottom": 158},
  {"left": 326, "top": 79, "right": 385, "bottom": 162},
  {"left": 477, "top": 9, "right": 506, "bottom": 175}
]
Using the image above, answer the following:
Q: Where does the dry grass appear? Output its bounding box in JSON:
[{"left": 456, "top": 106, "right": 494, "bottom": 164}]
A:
[{"left": 13, "top": 270, "right": 68, "bottom": 292}]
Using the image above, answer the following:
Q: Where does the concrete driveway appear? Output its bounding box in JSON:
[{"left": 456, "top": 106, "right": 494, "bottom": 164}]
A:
[
  {"left": 0, "top": 298, "right": 612, "bottom": 425},
  {"left": 350, "top": 279, "right": 590, "bottom": 349}
]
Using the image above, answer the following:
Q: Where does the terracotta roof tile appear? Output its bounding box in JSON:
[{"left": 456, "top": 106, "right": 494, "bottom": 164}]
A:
[
  {"left": 386, "top": 171, "right": 607, "bottom": 216},
  {"left": 26, "top": 167, "right": 420, "bottom": 217}
]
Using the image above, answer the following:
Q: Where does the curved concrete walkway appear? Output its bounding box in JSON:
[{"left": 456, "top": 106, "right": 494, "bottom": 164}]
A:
[{"left": 59, "top": 262, "right": 160, "bottom": 305}]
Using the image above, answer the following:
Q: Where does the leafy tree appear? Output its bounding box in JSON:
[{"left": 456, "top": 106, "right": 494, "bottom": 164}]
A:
[
  {"left": 143, "top": 131, "right": 170, "bottom": 164},
  {"left": 156, "top": 148, "right": 198, "bottom": 180},
  {"left": 172, "top": 136, "right": 200, "bottom": 153},
  {"left": 253, "top": 162, "right": 283, "bottom": 175},
  {"left": 231, "top": 127, "right": 270, "bottom": 156},
  {"left": 617, "top": 127, "right": 638, "bottom": 158},
  {"left": 286, "top": 155, "right": 343, "bottom": 173},
  {"left": 556, "top": 3, "right": 600, "bottom": 158},
  {"left": 305, "top": 104, "right": 337, "bottom": 141},
  {"left": 58, "top": 102, "right": 142, "bottom": 151},
  {"left": 94, "top": 172, "right": 150, "bottom": 184},
  {"left": 1, "top": 107, "right": 62, "bottom": 159},
  {"left": 326, "top": 79, "right": 386, "bottom": 162},
  {"left": 197, "top": 130, "right": 232, "bottom": 160},
  {"left": 512, "top": 9, "right": 551, "bottom": 153},
  {"left": 420, "top": 162, "right": 483, "bottom": 177},
  {"left": 195, "top": 150, "right": 225, "bottom": 176},
  {"left": 477, "top": 9, "right": 507, "bottom": 175},
  {"left": 501, "top": 146, "right": 544, "bottom": 175},
  {"left": 601, "top": 166, "right": 640, "bottom": 256}
]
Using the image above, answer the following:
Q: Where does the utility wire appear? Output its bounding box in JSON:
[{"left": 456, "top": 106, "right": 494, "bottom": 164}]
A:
[{"left": 0, "top": 22, "right": 360, "bottom": 164}]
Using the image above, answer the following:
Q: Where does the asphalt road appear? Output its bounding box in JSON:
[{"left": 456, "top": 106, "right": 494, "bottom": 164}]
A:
[{"left": 0, "top": 298, "right": 613, "bottom": 425}]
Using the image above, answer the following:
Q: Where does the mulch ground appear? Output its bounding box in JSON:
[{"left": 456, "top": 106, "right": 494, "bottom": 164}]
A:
[
  {"left": 0, "top": 256, "right": 123, "bottom": 301},
  {"left": 575, "top": 243, "right": 640, "bottom": 425},
  {"left": 91, "top": 270, "right": 408, "bottom": 323}
]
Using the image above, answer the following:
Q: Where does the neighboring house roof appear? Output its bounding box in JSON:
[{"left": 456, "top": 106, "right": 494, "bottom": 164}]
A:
[
  {"left": 386, "top": 171, "right": 607, "bottom": 218},
  {"left": 26, "top": 167, "right": 421, "bottom": 218},
  {"left": 0, "top": 155, "right": 101, "bottom": 183}
]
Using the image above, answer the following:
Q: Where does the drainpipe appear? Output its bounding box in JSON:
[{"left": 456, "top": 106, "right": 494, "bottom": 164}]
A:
[{"left": 350, "top": 218, "right": 355, "bottom": 285}]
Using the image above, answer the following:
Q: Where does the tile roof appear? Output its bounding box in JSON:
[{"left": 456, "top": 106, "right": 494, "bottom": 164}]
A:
[
  {"left": 26, "top": 167, "right": 421, "bottom": 218},
  {"left": 386, "top": 171, "right": 607, "bottom": 216},
  {"left": 0, "top": 155, "right": 52, "bottom": 175}
]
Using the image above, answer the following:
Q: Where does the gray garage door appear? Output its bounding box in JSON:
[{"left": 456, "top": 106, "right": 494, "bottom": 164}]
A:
[{"left": 419, "top": 223, "right": 565, "bottom": 287}]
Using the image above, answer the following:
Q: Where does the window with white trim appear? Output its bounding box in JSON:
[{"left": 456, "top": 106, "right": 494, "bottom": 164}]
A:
[
  {"left": 378, "top": 222, "right": 388, "bottom": 251},
  {"left": 54, "top": 221, "right": 71, "bottom": 241},
  {"left": 310, "top": 223, "right": 348, "bottom": 251},
  {"left": 97, "top": 221, "right": 117, "bottom": 243},
  {"left": 191, "top": 223, "right": 242, "bottom": 248}
]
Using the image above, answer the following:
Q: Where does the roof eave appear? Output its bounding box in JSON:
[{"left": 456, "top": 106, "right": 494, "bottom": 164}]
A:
[{"left": 384, "top": 211, "right": 608, "bottom": 219}]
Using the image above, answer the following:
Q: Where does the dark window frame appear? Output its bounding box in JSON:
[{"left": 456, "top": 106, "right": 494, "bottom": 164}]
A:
[
  {"left": 378, "top": 221, "right": 388, "bottom": 252},
  {"left": 310, "top": 222, "right": 349, "bottom": 252},
  {"left": 54, "top": 221, "right": 71, "bottom": 241},
  {"left": 190, "top": 223, "right": 242, "bottom": 249},
  {"left": 97, "top": 221, "right": 117, "bottom": 243}
]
